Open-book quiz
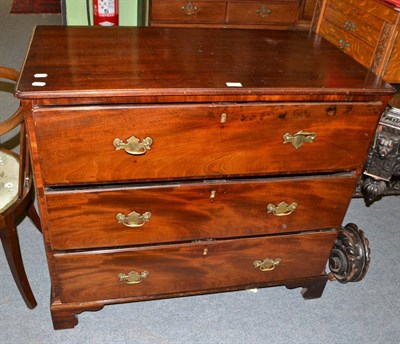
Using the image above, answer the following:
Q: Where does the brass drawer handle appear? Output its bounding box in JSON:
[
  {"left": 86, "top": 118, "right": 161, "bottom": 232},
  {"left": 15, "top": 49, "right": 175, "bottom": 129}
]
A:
[
  {"left": 256, "top": 6, "right": 272, "bottom": 17},
  {"left": 254, "top": 258, "right": 281, "bottom": 272},
  {"left": 339, "top": 39, "right": 351, "bottom": 50},
  {"left": 283, "top": 130, "right": 316, "bottom": 149},
  {"left": 182, "top": 2, "right": 199, "bottom": 15},
  {"left": 118, "top": 270, "right": 149, "bottom": 284},
  {"left": 113, "top": 135, "right": 153, "bottom": 155},
  {"left": 344, "top": 20, "right": 356, "bottom": 32},
  {"left": 267, "top": 201, "right": 297, "bottom": 216},
  {"left": 116, "top": 211, "right": 152, "bottom": 227}
]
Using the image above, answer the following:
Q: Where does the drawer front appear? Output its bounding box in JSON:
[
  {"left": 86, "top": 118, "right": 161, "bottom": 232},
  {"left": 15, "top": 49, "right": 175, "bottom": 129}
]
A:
[
  {"left": 34, "top": 103, "right": 381, "bottom": 185},
  {"left": 55, "top": 230, "right": 337, "bottom": 303},
  {"left": 324, "top": 0, "right": 383, "bottom": 47},
  {"left": 46, "top": 174, "right": 356, "bottom": 250},
  {"left": 319, "top": 19, "right": 374, "bottom": 68},
  {"left": 151, "top": 1, "right": 227, "bottom": 23},
  {"left": 227, "top": 2, "right": 299, "bottom": 26},
  {"left": 383, "top": 34, "right": 400, "bottom": 83},
  {"left": 341, "top": 0, "right": 399, "bottom": 24}
]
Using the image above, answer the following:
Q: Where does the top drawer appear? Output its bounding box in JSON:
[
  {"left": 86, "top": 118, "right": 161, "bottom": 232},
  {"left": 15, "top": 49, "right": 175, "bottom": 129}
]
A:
[
  {"left": 33, "top": 103, "right": 381, "bottom": 185},
  {"left": 151, "top": 1, "right": 227, "bottom": 24}
]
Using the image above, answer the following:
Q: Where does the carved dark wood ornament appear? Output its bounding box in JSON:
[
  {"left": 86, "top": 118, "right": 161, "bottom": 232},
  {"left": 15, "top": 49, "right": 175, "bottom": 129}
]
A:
[
  {"left": 370, "top": 23, "right": 392, "bottom": 75},
  {"left": 356, "top": 105, "right": 400, "bottom": 203},
  {"left": 329, "top": 223, "right": 371, "bottom": 283}
]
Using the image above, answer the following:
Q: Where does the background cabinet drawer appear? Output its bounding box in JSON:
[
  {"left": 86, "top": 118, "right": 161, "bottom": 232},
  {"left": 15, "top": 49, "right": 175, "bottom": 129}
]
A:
[
  {"left": 319, "top": 19, "right": 374, "bottom": 68},
  {"left": 227, "top": 2, "right": 299, "bottom": 26},
  {"left": 33, "top": 103, "right": 381, "bottom": 185},
  {"left": 315, "top": 0, "right": 400, "bottom": 83},
  {"left": 323, "top": 1, "right": 383, "bottom": 47},
  {"left": 151, "top": 1, "right": 227, "bottom": 23},
  {"left": 46, "top": 174, "right": 356, "bottom": 250},
  {"left": 55, "top": 230, "right": 337, "bottom": 303}
]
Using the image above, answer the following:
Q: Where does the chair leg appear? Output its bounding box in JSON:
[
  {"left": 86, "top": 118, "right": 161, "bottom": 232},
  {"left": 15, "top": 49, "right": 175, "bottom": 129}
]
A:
[
  {"left": 0, "top": 219, "right": 37, "bottom": 309},
  {"left": 27, "top": 202, "right": 41, "bottom": 233}
]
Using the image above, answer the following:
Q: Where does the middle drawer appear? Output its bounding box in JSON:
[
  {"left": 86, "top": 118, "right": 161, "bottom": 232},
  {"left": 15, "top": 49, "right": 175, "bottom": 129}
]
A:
[{"left": 46, "top": 174, "right": 356, "bottom": 250}]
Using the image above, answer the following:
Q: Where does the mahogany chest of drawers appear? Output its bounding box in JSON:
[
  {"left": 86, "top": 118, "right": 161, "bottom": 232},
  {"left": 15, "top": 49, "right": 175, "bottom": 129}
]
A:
[
  {"left": 16, "top": 26, "right": 394, "bottom": 329},
  {"left": 149, "top": 0, "right": 317, "bottom": 30},
  {"left": 314, "top": 0, "right": 400, "bottom": 83}
]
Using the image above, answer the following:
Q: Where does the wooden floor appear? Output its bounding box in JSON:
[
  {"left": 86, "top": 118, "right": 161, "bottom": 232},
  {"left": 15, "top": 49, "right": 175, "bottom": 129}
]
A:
[{"left": 11, "top": 0, "right": 60, "bottom": 13}]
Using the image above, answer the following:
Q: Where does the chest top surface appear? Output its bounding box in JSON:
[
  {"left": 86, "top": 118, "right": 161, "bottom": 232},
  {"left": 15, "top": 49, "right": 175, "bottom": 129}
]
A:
[{"left": 16, "top": 26, "right": 393, "bottom": 101}]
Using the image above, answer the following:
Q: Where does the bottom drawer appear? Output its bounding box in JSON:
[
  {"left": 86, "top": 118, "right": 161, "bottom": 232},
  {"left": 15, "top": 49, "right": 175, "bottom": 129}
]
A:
[{"left": 55, "top": 230, "right": 337, "bottom": 303}]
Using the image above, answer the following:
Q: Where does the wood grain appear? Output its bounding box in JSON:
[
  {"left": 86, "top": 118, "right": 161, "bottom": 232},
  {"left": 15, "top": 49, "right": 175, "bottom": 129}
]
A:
[
  {"left": 34, "top": 103, "right": 382, "bottom": 185},
  {"left": 150, "top": 0, "right": 315, "bottom": 30},
  {"left": 17, "top": 25, "right": 395, "bottom": 329},
  {"left": 55, "top": 230, "right": 337, "bottom": 303},
  {"left": 323, "top": 1, "right": 383, "bottom": 46},
  {"left": 227, "top": 2, "right": 299, "bottom": 26},
  {"left": 383, "top": 34, "right": 400, "bottom": 82},
  {"left": 46, "top": 174, "right": 356, "bottom": 250},
  {"left": 318, "top": 19, "right": 374, "bottom": 68},
  {"left": 316, "top": 0, "right": 400, "bottom": 83},
  {"left": 151, "top": 1, "right": 227, "bottom": 23},
  {"left": 16, "top": 26, "right": 393, "bottom": 102}
]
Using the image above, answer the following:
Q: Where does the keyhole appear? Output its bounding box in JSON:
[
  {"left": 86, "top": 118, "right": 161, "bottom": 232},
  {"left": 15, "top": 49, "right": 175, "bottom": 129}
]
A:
[
  {"left": 220, "top": 113, "right": 227, "bottom": 123},
  {"left": 210, "top": 190, "right": 216, "bottom": 202}
]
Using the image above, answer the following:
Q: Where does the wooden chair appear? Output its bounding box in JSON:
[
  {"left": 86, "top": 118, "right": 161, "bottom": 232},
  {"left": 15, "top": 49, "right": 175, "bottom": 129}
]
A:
[{"left": 0, "top": 66, "right": 41, "bottom": 309}]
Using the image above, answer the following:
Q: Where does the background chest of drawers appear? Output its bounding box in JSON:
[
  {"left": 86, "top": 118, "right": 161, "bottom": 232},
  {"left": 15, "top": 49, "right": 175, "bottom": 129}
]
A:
[
  {"left": 149, "top": 0, "right": 317, "bottom": 30},
  {"left": 314, "top": 0, "right": 400, "bottom": 83},
  {"left": 17, "top": 26, "right": 394, "bottom": 329}
]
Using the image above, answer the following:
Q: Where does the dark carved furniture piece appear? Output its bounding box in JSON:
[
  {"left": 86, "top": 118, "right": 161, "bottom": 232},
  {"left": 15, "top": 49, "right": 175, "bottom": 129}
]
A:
[
  {"left": 328, "top": 223, "right": 371, "bottom": 283},
  {"left": 16, "top": 26, "right": 395, "bottom": 329},
  {"left": 354, "top": 100, "right": 400, "bottom": 203}
]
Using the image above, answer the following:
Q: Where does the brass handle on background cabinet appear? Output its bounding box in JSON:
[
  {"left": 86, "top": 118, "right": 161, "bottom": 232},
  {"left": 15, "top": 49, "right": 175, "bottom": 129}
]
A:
[
  {"left": 118, "top": 271, "right": 149, "bottom": 284},
  {"left": 267, "top": 201, "right": 297, "bottom": 216},
  {"left": 254, "top": 258, "right": 281, "bottom": 271},
  {"left": 338, "top": 39, "right": 351, "bottom": 50},
  {"left": 182, "top": 2, "right": 199, "bottom": 15},
  {"left": 256, "top": 6, "right": 272, "bottom": 17},
  {"left": 343, "top": 20, "right": 356, "bottom": 32},
  {"left": 283, "top": 130, "right": 316, "bottom": 149},
  {"left": 116, "top": 211, "right": 151, "bottom": 227},
  {"left": 113, "top": 135, "right": 153, "bottom": 155}
]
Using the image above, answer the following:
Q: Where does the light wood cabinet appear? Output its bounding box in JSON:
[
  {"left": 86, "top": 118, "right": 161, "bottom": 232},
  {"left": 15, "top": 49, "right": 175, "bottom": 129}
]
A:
[{"left": 314, "top": 0, "right": 400, "bottom": 83}]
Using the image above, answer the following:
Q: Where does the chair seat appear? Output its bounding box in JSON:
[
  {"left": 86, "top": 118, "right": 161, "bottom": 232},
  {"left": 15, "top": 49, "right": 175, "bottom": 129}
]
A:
[{"left": 0, "top": 150, "right": 19, "bottom": 213}]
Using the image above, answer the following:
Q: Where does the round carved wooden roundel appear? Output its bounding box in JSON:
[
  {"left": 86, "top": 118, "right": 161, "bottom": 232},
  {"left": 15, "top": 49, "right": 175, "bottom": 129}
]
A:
[{"left": 329, "top": 223, "right": 371, "bottom": 283}]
